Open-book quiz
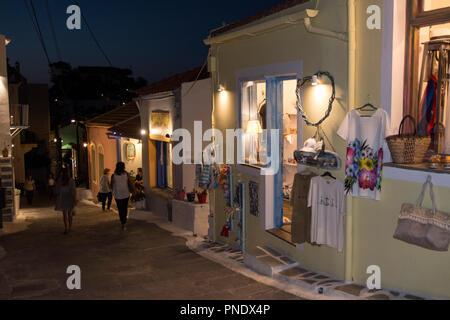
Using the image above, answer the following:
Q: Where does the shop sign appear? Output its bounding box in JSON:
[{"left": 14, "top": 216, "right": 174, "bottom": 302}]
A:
[{"left": 150, "top": 111, "right": 171, "bottom": 142}]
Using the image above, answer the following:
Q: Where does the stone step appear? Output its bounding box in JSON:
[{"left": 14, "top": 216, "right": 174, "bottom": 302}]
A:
[{"left": 244, "top": 245, "right": 299, "bottom": 277}]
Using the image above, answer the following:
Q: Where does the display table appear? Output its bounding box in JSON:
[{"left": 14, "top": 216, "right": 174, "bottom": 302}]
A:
[{"left": 172, "top": 200, "right": 210, "bottom": 237}]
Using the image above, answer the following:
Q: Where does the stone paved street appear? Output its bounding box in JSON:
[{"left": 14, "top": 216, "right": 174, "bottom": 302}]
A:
[{"left": 0, "top": 200, "right": 299, "bottom": 300}]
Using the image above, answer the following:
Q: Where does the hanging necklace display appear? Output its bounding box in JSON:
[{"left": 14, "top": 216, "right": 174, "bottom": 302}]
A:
[{"left": 296, "top": 71, "right": 336, "bottom": 127}]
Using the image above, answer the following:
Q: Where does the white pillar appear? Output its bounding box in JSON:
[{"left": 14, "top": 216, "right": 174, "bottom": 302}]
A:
[{"left": 0, "top": 35, "right": 11, "bottom": 151}]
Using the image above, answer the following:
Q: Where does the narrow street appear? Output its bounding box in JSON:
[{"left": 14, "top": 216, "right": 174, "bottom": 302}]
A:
[{"left": 0, "top": 198, "right": 299, "bottom": 300}]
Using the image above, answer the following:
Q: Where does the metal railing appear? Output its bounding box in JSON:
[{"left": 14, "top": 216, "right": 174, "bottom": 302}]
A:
[{"left": 10, "top": 104, "right": 29, "bottom": 127}]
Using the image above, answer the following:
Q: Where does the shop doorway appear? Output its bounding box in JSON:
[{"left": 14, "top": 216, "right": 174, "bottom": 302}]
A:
[
  {"left": 266, "top": 77, "right": 299, "bottom": 233},
  {"left": 155, "top": 141, "right": 173, "bottom": 190}
]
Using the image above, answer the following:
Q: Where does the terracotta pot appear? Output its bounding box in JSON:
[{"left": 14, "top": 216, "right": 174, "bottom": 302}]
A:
[
  {"left": 187, "top": 193, "right": 196, "bottom": 202},
  {"left": 197, "top": 193, "right": 207, "bottom": 204},
  {"left": 177, "top": 191, "right": 186, "bottom": 201}
]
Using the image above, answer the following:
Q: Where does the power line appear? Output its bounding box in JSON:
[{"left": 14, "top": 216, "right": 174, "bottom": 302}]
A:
[
  {"left": 45, "top": 0, "right": 62, "bottom": 62},
  {"left": 26, "top": 0, "right": 52, "bottom": 65},
  {"left": 73, "top": 0, "right": 113, "bottom": 67}
]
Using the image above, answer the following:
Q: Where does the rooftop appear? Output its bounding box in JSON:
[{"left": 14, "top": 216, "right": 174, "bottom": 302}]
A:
[
  {"left": 209, "top": 0, "right": 309, "bottom": 38},
  {"left": 87, "top": 102, "right": 139, "bottom": 127},
  {"left": 136, "top": 66, "right": 209, "bottom": 96}
]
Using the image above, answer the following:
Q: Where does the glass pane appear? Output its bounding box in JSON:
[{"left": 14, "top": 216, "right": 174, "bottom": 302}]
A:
[
  {"left": 98, "top": 153, "right": 104, "bottom": 182},
  {"left": 90, "top": 147, "right": 96, "bottom": 182},
  {"left": 423, "top": 0, "right": 450, "bottom": 11},
  {"left": 240, "top": 80, "right": 266, "bottom": 166},
  {"left": 167, "top": 143, "right": 173, "bottom": 189},
  {"left": 282, "top": 79, "right": 298, "bottom": 228},
  {"left": 417, "top": 23, "right": 449, "bottom": 153}
]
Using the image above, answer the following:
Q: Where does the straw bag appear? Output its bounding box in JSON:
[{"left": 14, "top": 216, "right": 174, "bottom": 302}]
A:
[
  {"left": 393, "top": 176, "right": 450, "bottom": 251},
  {"left": 386, "top": 115, "right": 431, "bottom": 164}
]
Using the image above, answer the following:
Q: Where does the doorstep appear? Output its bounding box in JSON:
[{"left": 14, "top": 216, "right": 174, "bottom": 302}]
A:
[{"left": 243, "top": 244, "right": 430, "bottom": 300}]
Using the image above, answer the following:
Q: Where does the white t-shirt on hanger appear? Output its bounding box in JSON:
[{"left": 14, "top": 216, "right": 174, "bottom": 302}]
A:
[
  {"left": 337, "top": 108, "right": 391, "bottom": 201},
  {"left": 308, "top": 176, "right": 346, "bottom": 252}
]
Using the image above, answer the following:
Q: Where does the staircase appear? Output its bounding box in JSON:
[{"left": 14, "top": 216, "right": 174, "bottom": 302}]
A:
[
  {"left": 244, "top": 244, "right": 350, "bottom": 297},
  {"left": 244, "top": 245, "right": 299, "bottom": 277},
  {"left": 0, "top": 157, "right": 15, "bottom": 225}
]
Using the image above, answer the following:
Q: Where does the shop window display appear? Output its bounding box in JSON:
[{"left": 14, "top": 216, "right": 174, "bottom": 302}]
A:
[
  {"left": 240, "top": 78, "right": 299, "bottom": 231},
  {"left": 404, "top": 0, "right": 450, "bottom": 161},
  {"left": 240, "top": 80, "right": 267, "bottom": 166}
]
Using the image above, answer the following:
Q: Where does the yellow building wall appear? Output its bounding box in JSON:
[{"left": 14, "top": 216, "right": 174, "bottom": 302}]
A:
[
  {"left": 212, "top": 0, "right": 349, "bottom": 280},
  {"left": 211, "top": 0, "right": 450, "bottom": 298}
]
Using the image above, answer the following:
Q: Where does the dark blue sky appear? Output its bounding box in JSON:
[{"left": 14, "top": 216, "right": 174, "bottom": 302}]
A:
[{"left": 0, "top": 0, "right": 284, "bottom": 84}]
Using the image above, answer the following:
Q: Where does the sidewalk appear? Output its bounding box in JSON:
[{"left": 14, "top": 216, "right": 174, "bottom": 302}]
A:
[
  {"left": 0, "top": 201, "right": 299, "bottom": 300},
  {"left": 129, "top": 207, "right": 432, "bottom": 301}
]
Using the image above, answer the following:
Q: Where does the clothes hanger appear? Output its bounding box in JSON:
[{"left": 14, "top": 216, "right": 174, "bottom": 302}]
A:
[
  {"left": 356, "top": 95, "right": 378, "bottom": 117},
  {"left": 357, "top": 103, "right": 377, "bottom": 111},
  {"left": 321, "top": 171, "right": 336, "bottom": 180}
]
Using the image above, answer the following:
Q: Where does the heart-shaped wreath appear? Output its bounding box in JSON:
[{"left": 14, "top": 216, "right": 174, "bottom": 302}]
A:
[{"left": 296, "top": 71, "right": 335, "bottom": 127}]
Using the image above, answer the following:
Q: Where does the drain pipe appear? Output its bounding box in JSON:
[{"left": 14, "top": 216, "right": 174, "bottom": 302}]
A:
[
  {"left": 304, "top": 0, "right": 348, "bottom": 42},
  {"left": 345, "top": 0, "right": 356, "bottom": 284}
]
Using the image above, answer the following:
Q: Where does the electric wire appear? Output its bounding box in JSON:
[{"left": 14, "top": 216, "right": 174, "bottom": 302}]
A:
[
  {"left": 182, "top": 56, "right": 208, "bottom": 98},
  {"left": 24, "top": 0, "right": 52, "bottom": 65},
  {"left": 45, "top": 0, "right": 62, "bottom": 61},
  {"left": 73, "top": 0, "right": 113, "bottom": 67}
]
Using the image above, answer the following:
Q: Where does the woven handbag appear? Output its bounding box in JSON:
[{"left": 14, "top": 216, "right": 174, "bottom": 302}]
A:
[
  {"left": 386, "top": 115, "right": 431, "bottom": 164},
  {"left": 393, "top": 176, "right": 450, "bottom": 251}
]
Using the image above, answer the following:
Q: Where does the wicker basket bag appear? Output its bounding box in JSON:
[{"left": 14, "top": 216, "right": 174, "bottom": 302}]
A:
[{"left": 386, "top": 115, "right": 431, "bottom": 164}]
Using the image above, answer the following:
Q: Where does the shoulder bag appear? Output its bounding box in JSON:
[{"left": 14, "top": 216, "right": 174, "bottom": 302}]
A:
[{"left": 393, "top": 175, "right": 450, "bottom": 251}]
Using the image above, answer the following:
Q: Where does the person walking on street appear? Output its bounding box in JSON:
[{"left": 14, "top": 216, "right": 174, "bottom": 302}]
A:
[
  {"left": 99, "top": 168, "right": 112, "bottom": 211},
  {"left": 24, "top": 175, "right": 36, "bottom": 205},
  {"left": 55, "top": 167, "right": 77, "bottom": 235},
  {"left": 111, "top": 162, "right": 135, "bottom": 231}
]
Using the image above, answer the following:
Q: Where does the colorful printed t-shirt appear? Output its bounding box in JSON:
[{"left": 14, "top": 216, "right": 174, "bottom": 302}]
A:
[{"left": 337, "top": 109, "right": 391, "bottom": 201}]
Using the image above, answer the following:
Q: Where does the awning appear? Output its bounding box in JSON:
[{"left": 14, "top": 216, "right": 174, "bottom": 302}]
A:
[
  {"left": 87, "top": 102, "right": 139, "bottom": 127},
  {"left": 87, "top": 102, "right": 142, "bottom": 140},
  {"left": 108, "top": 114, "right": 142, "bottom": 140}
]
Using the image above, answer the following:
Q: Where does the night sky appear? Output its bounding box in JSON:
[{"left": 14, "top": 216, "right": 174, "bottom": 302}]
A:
[{"left": 0, "top": 0, "right": 285, "bottom": 85}]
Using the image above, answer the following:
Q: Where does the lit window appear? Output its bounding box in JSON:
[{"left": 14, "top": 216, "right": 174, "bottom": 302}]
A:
[
  {"left": 240, "top": 80, "right": 266, "bottom": 166},
  {"left": 404, "top": 0, "right": 450, "bottom": 154}
]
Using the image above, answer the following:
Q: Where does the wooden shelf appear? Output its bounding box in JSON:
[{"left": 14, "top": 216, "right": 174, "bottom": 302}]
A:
[{"left": 384, "top": 162, "right": 450, "bottom": 175}]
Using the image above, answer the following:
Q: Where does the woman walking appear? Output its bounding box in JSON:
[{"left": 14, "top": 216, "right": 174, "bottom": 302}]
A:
[
  {"left": 24, "top": 175, "right": 36, "bottom": 205},
  {"left": 111, "top": 162, "right": 135, "bottom": 231},
  {"left": 55, "top": 167, "right": 77, "bottom": 235},
  {"left": 99, "top": 168, "right": 112, "bottom": 211}
]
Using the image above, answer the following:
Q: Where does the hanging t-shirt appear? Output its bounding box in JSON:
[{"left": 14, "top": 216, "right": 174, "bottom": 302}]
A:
[
  {"left": 337, "top": 109, "right": 391, "bottom": 201},
  {"left": 308, "top": 176, "right": 345, "bottom": 252}
]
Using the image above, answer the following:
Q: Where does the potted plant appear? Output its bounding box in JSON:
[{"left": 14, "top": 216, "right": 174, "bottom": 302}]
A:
[
  {"left": 177, "top": 188, "right": 186, "bottom": 201},
  {"left": 132, "top": 187, "right": 146, "bottom": 210},
  {"left": 187, "top": 189, "right": 196, "bottom": 202},
  {"left": 2, "top": 144, "right": 9, "bottom": 158},
  {"left": 197, "top": 188, "right": 208, "bottom": 204}
]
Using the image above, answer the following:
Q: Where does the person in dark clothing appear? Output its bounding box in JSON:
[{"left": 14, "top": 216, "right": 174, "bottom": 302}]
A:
[
  {"left": 111, "top": 162, "right": 135, "bottom": 231},
  {"left": 98, "top": 168, "right": 112, "bottom": 211}
]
